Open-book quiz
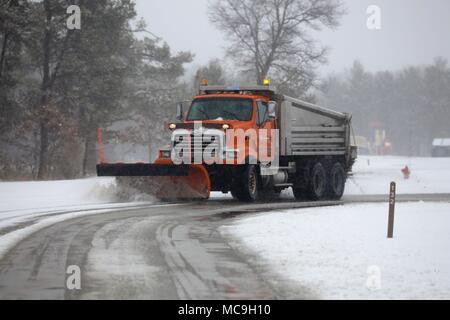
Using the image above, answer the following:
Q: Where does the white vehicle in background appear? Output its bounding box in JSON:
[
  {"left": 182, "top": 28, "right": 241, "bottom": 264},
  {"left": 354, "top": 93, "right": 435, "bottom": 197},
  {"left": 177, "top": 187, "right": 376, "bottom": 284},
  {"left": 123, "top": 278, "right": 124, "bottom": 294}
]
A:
[{"left": 432, "top": 138, "right": 450, "bottom": 157}]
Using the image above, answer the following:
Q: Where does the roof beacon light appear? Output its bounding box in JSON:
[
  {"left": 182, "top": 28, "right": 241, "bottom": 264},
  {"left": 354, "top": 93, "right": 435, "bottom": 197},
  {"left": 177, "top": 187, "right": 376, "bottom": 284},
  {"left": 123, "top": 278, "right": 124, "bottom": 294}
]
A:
[
  {"left": 201, "top": 79, "right": 209, "bottom": 86},
  {"left": 263, "top": 78, "right": 270, "bottom": 86}
]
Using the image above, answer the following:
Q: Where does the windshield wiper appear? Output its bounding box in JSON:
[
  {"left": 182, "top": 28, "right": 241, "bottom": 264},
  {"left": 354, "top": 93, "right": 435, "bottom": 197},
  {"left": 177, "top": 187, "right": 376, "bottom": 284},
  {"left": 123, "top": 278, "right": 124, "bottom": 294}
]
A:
[
  {"left": 222, "top": 110, "right": 244, "bottom": 121},
  {"left": 195, "top": 108, "right": 210, "bottom": 120}
]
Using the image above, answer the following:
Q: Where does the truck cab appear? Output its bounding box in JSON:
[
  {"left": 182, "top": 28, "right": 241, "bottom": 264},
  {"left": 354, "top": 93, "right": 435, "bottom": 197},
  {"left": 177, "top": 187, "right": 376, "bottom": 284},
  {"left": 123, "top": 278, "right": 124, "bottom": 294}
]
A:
[{"left": 163, "top": 90, "right": 278, "bottom": 166}]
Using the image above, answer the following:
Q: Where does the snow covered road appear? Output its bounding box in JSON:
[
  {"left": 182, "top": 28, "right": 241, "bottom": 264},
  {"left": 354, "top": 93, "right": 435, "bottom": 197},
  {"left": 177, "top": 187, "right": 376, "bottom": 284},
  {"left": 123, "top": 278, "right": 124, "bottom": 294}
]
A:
[
  {"left": 0, "top": 156, "right": 449, "bottom": 299},
  {"left": 0, "top": 200, "right": 342, "bottom": 299}
]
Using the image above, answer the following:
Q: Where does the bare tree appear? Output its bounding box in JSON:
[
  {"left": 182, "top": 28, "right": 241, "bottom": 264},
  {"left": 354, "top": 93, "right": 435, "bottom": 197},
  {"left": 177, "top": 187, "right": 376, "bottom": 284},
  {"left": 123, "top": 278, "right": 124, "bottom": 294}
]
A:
[
  {"left": 208, "top": 0, "right": 345, "bottom": 94},
  {"left": 193, "top": 59, "right": 227, "bottom": 89}
]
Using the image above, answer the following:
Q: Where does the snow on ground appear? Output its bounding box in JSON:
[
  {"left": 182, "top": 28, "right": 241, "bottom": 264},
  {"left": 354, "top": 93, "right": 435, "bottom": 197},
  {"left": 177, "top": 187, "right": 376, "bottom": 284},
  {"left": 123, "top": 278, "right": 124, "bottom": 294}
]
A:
[
  {"left": 0, "top": 177, "right": 161, "bottom": 259},
  {"left": 346, "top": 156, "right": 450, "bottom": 195},
  {"left": 0, "top": 202, "right": 180, "bottom": 260},
  {"left": 0, "top": 177, "right": 117, "bottom": 214},
  {"left": 222, "top": 202, "right": 450, "bottom": 299},
  {"left": 0, "top": 177, "right": 135, "bottom": 231}
]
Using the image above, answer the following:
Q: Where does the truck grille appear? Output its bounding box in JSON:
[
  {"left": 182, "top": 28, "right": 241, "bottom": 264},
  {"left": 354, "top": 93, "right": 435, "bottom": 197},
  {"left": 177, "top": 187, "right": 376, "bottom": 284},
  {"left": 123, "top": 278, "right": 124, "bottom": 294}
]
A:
[{"left": 173, "top": 134, "right": 221, "bottom": 162}]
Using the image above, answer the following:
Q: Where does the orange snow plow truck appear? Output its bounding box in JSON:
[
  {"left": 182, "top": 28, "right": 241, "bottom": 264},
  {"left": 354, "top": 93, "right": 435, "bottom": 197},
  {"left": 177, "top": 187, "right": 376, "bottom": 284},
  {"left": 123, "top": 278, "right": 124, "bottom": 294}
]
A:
[{"left": 97, "top": 84, "right": 357, "bottom": 202}]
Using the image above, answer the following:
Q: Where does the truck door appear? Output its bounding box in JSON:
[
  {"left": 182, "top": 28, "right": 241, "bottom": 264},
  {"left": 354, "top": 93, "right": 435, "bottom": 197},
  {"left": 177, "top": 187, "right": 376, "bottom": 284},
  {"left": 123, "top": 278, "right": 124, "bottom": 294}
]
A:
[{"left": 257, "top": 101, "right": 276, "bottom": 159}]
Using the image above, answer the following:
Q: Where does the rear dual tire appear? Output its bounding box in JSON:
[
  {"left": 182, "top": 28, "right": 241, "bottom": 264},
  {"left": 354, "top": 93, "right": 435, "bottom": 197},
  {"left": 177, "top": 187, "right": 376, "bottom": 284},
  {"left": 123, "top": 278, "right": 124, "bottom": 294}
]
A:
[
  {"left": 231, "top": 161, "right": 347, "bottom": 202},
  {"left": 328, "top": 162, "right": 346, "bottom": 200},
  {"left": 307, "top": 162, "right": 328, "bottom": 200},
  {"left": 293, "top": 161, "right": 346, "bottom": 201}
]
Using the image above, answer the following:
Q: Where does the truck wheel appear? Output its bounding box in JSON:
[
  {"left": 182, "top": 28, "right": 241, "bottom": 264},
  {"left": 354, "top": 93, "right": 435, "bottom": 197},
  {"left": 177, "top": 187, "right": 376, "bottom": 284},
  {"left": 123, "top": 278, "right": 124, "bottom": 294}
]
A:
[
  {"left": 328, "top": 163, "right": 346, "bottom": 200},
  {"left": 231, "top": 164, "right": 259, "bottom": 202},
  {"left": 307, "top": 162, "right": 327, "bottom": 200}
]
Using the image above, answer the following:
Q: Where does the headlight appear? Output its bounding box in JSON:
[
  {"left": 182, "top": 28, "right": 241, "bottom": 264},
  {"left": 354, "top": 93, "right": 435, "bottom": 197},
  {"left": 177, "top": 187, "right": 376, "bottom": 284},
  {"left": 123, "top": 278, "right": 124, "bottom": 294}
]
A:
[
  {"left": 222, "top": 124, "right": 230, "bottom": 130},
  {"left": 169, "top": 123, "right": 177, "bottom": 130}
]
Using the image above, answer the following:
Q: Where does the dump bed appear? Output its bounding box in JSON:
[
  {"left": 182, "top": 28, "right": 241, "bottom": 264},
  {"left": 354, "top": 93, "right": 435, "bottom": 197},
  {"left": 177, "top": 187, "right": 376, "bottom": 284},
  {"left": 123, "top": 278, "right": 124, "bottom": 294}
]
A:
[{"left": 278, "top": 96, "right": 352, "bottom": 157}]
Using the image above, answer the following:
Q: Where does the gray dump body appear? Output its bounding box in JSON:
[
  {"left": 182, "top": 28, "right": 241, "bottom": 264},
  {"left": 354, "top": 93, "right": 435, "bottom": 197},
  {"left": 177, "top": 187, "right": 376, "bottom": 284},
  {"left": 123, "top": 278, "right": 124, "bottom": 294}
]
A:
[{"left": 278, "top": 96, "right": 353, "bottom": 158}]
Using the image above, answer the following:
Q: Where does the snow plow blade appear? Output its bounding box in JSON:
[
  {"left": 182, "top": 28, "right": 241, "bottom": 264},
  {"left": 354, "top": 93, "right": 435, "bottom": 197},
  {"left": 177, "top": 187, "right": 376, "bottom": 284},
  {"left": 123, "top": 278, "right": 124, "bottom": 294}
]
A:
[{"left": 96, "top": 162, "right": 211, "bottom": 200}]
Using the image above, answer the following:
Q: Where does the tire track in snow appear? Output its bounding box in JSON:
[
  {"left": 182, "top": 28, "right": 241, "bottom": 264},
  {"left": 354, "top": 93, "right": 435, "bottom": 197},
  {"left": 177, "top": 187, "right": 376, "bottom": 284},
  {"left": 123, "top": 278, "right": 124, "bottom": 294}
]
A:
[{"left": 0, "top": 203, "right": 182, "bottom": 261}]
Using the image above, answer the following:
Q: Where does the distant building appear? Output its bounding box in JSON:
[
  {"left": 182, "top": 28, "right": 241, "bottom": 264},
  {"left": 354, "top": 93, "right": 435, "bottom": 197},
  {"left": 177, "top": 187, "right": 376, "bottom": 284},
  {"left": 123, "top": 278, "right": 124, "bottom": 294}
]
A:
[
  {"left": 353, "top": 136, "right": 371, "bottom": 155},
  {"left": 368, "top": 121, "right": 393, "bottom": 155},
  {"left": 432, "top": 138, "right": 450, "bottom": 157}
]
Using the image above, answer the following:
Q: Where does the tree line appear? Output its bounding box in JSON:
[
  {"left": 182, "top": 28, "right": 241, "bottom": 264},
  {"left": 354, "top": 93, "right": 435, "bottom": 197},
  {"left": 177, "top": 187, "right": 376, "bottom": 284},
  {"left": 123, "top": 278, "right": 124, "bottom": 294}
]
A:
[
  {"left": 0, "top": 0, "right": 192, "bottom": 180},
  {"left": 319, "top": 59, "right": 450, "bottom": 156}
]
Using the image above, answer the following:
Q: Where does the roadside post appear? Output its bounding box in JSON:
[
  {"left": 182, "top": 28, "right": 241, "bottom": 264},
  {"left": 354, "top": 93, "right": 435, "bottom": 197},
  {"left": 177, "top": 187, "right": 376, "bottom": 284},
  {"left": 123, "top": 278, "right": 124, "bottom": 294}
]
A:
[
  {"left": 97, "top": 128, "right": 103, "bottom": 164},
  {"left": 387, "top": 182, "right": 396, "bottom": 238}
]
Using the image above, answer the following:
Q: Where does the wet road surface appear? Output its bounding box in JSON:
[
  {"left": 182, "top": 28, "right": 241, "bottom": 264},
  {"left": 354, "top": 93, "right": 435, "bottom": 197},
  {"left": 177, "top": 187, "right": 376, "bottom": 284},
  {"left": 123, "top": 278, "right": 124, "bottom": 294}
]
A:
[{"left": 0, "top": 194, "right": 449, "bottom": 299}]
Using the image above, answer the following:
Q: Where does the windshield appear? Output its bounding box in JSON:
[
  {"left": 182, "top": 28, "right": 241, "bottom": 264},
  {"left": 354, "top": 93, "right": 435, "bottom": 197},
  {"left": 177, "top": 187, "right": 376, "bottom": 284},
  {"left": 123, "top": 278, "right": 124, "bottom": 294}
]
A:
[{"left": 187, "top": 98, "right": 253, "bottom": 121}]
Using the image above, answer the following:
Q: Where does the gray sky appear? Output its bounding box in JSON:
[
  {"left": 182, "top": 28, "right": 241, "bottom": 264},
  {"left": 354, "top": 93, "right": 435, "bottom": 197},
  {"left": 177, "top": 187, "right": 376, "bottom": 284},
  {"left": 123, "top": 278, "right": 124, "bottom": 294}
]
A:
[{"left": 135, "top": 0, "right": 450, "bottom": 75}]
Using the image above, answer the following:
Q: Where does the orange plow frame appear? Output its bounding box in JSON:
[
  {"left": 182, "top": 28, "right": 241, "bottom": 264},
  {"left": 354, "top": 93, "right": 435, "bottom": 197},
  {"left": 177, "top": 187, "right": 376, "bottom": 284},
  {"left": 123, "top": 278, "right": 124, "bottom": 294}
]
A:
[
  {"left": 96, "top": 158, "right": 211, "bottom": 200},
  {"left": 151, "top": 158, "right": 211, "bottom": 200}
]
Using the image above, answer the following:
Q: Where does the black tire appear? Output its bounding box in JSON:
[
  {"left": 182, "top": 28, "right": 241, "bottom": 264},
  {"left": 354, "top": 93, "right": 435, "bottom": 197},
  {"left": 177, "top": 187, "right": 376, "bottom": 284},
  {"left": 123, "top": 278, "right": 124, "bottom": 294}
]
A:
[
  {"left": 306, "top": 162, "right": 327, "bottom": 200},
  {"left": 328, "top": 162, "right": 347, "bottom": 200},
  {"left": 231, "top": 164, "right": 260, "bottom": 202}
]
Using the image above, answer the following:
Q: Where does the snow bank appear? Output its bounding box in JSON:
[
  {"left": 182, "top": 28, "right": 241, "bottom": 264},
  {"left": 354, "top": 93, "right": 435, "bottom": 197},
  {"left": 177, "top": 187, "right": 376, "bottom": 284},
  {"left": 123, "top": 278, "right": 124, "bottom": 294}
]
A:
[
  {"left": 223, "top": 202, "right": 450, "bottom": 299},
  {"left": 0, "top": 177, "right": 117, "bottom": 214}
]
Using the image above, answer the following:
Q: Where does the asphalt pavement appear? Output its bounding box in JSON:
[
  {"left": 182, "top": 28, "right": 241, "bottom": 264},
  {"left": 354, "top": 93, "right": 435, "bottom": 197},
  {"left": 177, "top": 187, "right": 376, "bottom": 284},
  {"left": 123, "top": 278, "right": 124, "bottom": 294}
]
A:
[{"left": 0, "top": 194, "right": 449, "bottom": 300}]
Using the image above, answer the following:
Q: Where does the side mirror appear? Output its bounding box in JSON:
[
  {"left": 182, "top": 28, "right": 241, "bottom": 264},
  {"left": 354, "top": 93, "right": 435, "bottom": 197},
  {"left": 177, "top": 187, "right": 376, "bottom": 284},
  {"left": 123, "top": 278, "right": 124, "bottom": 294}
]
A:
[
  {"left": 268, "top": 101, "right": 277, "bottom": 119},
  {"left": 176, "top": 103, "right": 183, "bottom": 120}
]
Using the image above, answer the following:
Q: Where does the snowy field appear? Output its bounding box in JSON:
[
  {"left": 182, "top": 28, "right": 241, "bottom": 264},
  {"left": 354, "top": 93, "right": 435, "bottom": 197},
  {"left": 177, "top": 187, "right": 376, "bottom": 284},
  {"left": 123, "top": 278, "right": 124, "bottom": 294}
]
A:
[
  {"left": 221, "top": 156, "right": 450, "bottom": 299},
  {"left": 222, "top": 202, "right": 450, "bottom": 299},
  {"left": 0, "top": 177, "right": 116, "bottom": 214}
]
